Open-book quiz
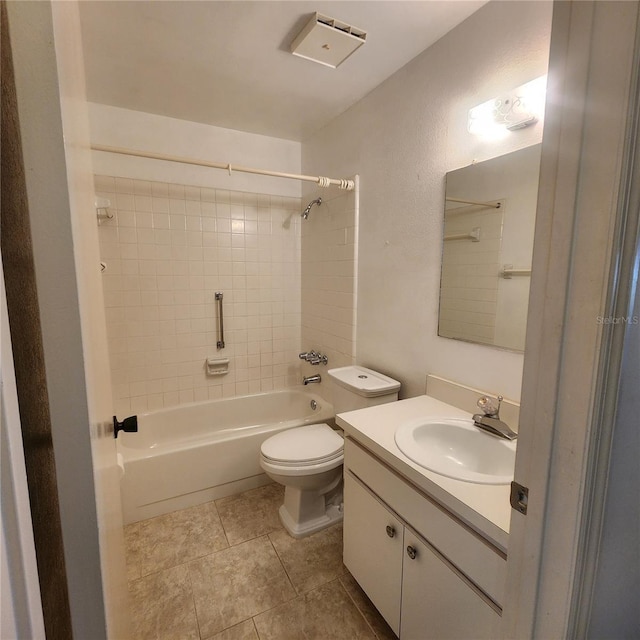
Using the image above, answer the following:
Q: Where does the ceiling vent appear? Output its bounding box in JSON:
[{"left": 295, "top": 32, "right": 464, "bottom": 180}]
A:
[{"left": 290, "top": 13, "right": 367, "bottom": 69}]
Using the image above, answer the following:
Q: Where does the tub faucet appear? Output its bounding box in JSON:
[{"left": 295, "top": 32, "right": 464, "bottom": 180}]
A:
[
  {"left": 472, "top": 395, "right": 518, "bottom": 441},
  {"left": 303, "top": 374, "right": 321, "bottom": 385}
]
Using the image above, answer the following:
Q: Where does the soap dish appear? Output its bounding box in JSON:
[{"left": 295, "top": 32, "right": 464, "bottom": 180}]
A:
[{"left": 206, "top": 357, "right": 230, "bottom": 376}]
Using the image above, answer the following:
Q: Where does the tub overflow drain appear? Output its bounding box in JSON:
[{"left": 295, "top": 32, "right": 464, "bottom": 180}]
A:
[{"left": 358, "top": 375, "right": 368, "bottom": 379}]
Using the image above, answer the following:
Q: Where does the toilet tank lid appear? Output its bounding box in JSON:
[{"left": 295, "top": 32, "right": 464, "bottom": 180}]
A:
[{"left": 327, "top": 366, "right": 400, "bottom": 397}]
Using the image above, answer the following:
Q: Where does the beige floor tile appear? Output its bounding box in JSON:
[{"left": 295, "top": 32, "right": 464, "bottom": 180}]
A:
[
  {"left": 125, "top": 501, "right": 229, "bottom": 577},
  {"left": 189, "top": 535, "right": 296, "bottom": 638},
  {"left": 203, "top": 619, "right": 259, "bottom": 640},
  {"left": 269, "top": 523, "right": 346, "bottom": 594},
  {"left": 128, "top": 564, "right": 199, "bottom": 640},
  {"left": 253, "top": 579, "right": 377, "bottom": 640},
  {"left": 216, "top": 483, "right": 284, "bottom": 545},
  {"left": 340, "top": 572, "right": 398, "bottom": 640},
  {"left": 124, "top": 522, "right": 144, "bottom": 583}
]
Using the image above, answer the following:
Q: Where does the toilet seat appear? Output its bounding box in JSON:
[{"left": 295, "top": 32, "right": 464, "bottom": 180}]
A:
[{"left": 260, "top": 423, "right": 343, "bottom": 467}]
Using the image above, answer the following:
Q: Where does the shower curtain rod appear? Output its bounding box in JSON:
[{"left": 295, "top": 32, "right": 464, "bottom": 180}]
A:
[{"left": 90, "top": 144, "right": 355, "bottom": 191}]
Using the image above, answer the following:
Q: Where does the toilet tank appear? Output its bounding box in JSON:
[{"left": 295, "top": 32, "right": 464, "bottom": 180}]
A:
[{"left": 327, "top": 366, "right": 401, "bottom": 413}]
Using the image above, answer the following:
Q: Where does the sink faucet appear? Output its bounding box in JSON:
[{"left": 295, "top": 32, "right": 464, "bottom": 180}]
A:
[
  {"left": 472, "top": 395, "right": 518, "bottom": 441},
  {"left": 303, "top": 374, "right": 321, "bottom": 385}
]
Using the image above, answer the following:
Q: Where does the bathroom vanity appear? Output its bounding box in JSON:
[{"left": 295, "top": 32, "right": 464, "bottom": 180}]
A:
[{"left": 337, "top": 395, "right": 513, "bottom": 639}]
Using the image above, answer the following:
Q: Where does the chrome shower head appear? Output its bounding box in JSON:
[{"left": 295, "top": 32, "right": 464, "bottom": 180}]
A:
[{"left": 301, "top": 197, "right": 322, "bottom": 219}]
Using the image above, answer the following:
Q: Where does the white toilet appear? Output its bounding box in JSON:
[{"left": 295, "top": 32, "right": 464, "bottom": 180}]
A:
[{"left": 260, "top": 365, "right": 400, "bottom": 538}]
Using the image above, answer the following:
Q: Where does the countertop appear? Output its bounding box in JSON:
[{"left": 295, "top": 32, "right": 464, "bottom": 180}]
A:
[{"left": 336, "top": 395, "right": 513, "bottom": 552}]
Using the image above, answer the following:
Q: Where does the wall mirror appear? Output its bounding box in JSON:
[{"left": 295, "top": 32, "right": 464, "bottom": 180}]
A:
[{"left": 438, "top": 144, "right": 542, "bottom": 352}]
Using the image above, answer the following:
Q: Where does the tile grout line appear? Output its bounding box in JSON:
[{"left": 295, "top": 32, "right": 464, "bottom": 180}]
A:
[
  {"left": 338, "top": 574, "right": 386, "bottom": 640},
  {"left": 210, "top": 499, "right": 232, "bottom": 549},
  {"left": 249, "top": 617, "right": 262, "bottom": 640},
  {"left": 251, "top": 576, "right": 350, "bottom": 639},
  {"left": 265, "top": 531, "right": 300, "bottom": 597},
  {"left": 183, "top": 562, "right": 204, "bottom": 640},
  {"left": 266, "top": 531, "right": 301, "bottom": 602}
]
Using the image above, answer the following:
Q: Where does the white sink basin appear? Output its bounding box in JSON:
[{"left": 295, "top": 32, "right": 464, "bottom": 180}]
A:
[{"left": 394, "top": 418, "right": 516, "bottom": 485}]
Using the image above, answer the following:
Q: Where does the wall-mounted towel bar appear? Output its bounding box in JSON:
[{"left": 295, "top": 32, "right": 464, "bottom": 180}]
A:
[
  {"left": 215, "top": 292, "right": 225, "bottom": 349},
  {"left": 501, "top": 265, "right": 532, "bottom": 279},
  {"left": 446, "top": 197, "right": 502, "bottom": 209},
  {"left": 444, "top": 227, "right": 481, "bottom": 242}
]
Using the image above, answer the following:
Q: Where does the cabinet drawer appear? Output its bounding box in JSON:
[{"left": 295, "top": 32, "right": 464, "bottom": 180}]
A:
[{"left": 344, "top": 437, "right": 506, "bottom": 607}]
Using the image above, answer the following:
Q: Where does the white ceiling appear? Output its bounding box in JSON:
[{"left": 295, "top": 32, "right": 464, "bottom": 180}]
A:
[{"left": 79, "top": 1, "right": 486, "bottom": 142}]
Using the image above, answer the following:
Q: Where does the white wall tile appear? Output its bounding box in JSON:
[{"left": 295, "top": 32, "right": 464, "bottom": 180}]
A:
[
  {"left": 301, "top": 186, "right": 358, "bottom": 376},
  {"left": 97, "top": 175, "right": 301, "bottom": 410}
]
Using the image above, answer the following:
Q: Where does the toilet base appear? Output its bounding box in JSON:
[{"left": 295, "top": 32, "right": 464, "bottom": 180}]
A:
[{"left": 278, "top": 502, "right": 343, "bottom": 539}]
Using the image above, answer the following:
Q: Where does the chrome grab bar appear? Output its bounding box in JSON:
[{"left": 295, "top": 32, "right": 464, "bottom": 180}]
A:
[
  {"left": 215, "top": 292, "right": 225, "bottom": 349},
  {"left": 501, "top": 264, "right": 532, "bottom": 279}
]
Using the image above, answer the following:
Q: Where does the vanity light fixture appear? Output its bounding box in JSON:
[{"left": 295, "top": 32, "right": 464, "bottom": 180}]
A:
[{"left": 468, "top": 75, "right": 548, "bottom": 139}]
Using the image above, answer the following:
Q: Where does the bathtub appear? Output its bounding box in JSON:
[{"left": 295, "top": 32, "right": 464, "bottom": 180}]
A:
[{"left": 118, "top": 388, "right": 333, "bottom": 523}]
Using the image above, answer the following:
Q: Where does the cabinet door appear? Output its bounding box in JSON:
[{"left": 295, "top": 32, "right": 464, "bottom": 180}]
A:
[
  {"left": 401, "top": 531, "right": 502, "bottom": 640},
  {"left": 344, "top": 471, "right": 404, "bottom": 636}
]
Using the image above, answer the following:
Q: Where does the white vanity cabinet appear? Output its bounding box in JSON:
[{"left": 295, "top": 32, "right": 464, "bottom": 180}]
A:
[
  {"left": 343, "top": 437, "right": 505, "bottom": 640},
  {"left": 344, "top": 471, "right": 404, "bottom": 634},
  {"left": 401, "top": 530, "right": 502, "bottom": 639}
]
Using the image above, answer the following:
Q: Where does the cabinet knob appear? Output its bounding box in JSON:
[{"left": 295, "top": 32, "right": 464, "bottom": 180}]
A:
[
  {"left": 406, "top": 545, "right": 417, "bottom": 560},
  {"left": 385, "top": 525, "right": 396, "bottom": 538}
]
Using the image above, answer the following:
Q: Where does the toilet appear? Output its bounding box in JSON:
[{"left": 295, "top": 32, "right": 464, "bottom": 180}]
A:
[{"left": 260, "top": 365, "right": 400, "bottom": 538}]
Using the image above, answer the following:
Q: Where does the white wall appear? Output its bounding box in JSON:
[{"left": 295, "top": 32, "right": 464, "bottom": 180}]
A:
[
  {"left": 89, "top": 103, "right": 302, "bottom": 198},
  {"left": 302, "top": 0, "right": 552, "bottom": 400}
]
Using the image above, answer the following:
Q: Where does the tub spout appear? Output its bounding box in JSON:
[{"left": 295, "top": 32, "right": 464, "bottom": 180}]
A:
[{"left": 303, "top": 374, "right": 321, "bottom": 385}]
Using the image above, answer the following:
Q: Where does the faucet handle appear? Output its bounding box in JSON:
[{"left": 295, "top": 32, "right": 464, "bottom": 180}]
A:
[
  {"left": 477, "top": 395, "right": 503, "bottom": 418},
  {"left": 299, "top": 350, "right": 329, "bottom": 365}
]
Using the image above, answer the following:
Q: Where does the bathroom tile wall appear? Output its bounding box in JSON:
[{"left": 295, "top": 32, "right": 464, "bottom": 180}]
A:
[
  {"left": 301, "top": 184, "right": 358, "bottom": 380},
  {"left": 95, "top": 175, "right": 302, "bottom": 416}
]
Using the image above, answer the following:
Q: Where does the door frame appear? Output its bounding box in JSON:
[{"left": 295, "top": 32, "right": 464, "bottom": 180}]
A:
[
  {"left": 5, "top": 1, "right": 130, "bottom": 637},
  {"left": 1, "top": 257, "right": 47, "bottom": 639},
  {"left": 503, "top": 2, "right": 640, "bottom": 637}
]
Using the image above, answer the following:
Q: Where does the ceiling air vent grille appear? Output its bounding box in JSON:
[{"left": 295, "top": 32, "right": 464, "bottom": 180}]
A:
[{"left": 290, "top": 12, "right": 367, "bottom": 69}]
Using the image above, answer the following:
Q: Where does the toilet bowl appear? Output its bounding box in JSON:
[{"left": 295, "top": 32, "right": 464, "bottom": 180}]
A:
[
  {"left": 260, "top": 423, "right": 344, "bottom": 538},
  {"left": 260, "top": 365, "right": 401, "bottom": 538}
]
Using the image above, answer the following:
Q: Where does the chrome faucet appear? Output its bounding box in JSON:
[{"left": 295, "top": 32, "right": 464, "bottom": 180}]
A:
[
  {"left": 299, "top": 351, "right": 328, "bottom": 365},
  {"left": 303, "top": 374, "right": 321, "bottom": 385},
  {"left": 472, "top": 395, "right": 518, "bottom": 441}
]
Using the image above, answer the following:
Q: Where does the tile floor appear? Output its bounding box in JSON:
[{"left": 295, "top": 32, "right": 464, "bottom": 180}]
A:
[{"left": 125, "top": 483, "right": 397, "bottom": 640}]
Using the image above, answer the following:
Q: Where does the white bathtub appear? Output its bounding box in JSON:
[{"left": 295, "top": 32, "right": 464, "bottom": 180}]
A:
[{"left": 118, "top": 388, "right": 333, "bottom": 523}]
